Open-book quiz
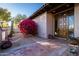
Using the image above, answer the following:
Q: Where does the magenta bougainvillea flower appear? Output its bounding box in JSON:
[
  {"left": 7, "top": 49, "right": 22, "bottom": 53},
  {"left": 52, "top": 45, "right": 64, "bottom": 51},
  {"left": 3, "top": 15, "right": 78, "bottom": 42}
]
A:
[{"left": 18, "top": 18, "right": 37, "bottom": 35}]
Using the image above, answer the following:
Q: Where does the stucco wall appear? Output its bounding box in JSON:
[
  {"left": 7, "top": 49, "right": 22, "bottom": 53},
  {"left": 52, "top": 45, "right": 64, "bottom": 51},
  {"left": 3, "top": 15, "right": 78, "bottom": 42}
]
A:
[
  {"left": 33, "top": 12, "right": 47, "bottom": 38},
  {"left": 33, "top": 12, "right": 55, "bottom": 38},
  {"left": 74, "top": 4, "right": 79, "bottom": 37},
  {"left": 47, "top": 13, "right": 55, "bottom": 37}
]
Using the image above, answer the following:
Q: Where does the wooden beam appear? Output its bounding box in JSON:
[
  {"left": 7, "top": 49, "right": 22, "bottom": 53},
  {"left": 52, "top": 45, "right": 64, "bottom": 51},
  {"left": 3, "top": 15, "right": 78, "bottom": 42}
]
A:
[
  {"left": 54, "top": 7, "right": 74, "bottom": 15},
  {"left": 48, "top": 3, "right": 66, "bottom": 13}
]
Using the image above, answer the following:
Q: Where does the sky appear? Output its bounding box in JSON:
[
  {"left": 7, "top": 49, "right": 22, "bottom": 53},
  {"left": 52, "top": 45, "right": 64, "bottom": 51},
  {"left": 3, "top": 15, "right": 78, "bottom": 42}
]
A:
[{"left": 0, "top": 3, "right": 43, "bottom": 17}]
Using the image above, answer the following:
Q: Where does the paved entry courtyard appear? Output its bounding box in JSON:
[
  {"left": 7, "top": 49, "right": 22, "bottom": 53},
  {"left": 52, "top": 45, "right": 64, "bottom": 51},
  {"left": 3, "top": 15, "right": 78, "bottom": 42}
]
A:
[{"left": 0, "top": 33, "right": 69, "bottom": 56}]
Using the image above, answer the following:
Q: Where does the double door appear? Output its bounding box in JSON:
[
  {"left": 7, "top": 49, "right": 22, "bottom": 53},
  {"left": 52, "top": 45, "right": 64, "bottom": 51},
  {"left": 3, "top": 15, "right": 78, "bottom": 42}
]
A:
[{"left": 55, "top": 13, "right": 74, "bottom": 38}]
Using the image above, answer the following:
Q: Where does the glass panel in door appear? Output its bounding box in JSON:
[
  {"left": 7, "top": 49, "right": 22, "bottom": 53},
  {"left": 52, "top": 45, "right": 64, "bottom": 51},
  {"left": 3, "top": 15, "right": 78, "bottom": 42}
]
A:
[
  {"left": 68, "top": 14, "right": 74, "bottom": 38},
  {"left": 57, "top": 15, "right": 68, "bottom": 37}
]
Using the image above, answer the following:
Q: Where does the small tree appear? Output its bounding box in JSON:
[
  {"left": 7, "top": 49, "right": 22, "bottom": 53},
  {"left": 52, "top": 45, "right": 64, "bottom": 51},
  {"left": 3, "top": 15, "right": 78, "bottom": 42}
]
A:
[
  {"left": 0, "top": 8, "right": 11, "bottom": 28},
  {"left": 0, "top": 8, "right": 11, "bottom": 21}
]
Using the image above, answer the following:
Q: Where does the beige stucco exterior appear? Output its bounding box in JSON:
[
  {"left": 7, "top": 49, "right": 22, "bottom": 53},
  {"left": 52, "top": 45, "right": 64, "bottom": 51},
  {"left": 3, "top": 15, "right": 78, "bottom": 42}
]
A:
[
  {"left": 33, "top": 12, "right": 55, "bottom": 38},
  {"left": 33, "top": 12, "right": 47, "bottom": 38},
  {"left": 74, "top": 4, "right": 79, "bottom": 38},
  {"left": 47, "top": 13, "right": 55, "bottom": 37}
]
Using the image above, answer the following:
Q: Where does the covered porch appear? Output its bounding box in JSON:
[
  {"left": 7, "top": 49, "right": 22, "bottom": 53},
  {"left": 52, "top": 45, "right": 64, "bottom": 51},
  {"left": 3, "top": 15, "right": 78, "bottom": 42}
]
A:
[{"left": 30, "top": 3, "right": 79, "bottom": 39}]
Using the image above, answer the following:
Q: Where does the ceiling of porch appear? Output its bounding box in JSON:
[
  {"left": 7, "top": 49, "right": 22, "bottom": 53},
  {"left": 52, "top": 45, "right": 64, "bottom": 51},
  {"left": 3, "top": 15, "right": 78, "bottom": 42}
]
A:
[{"left": 29, "top": 3, "right": 74, "bottom": 19}]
